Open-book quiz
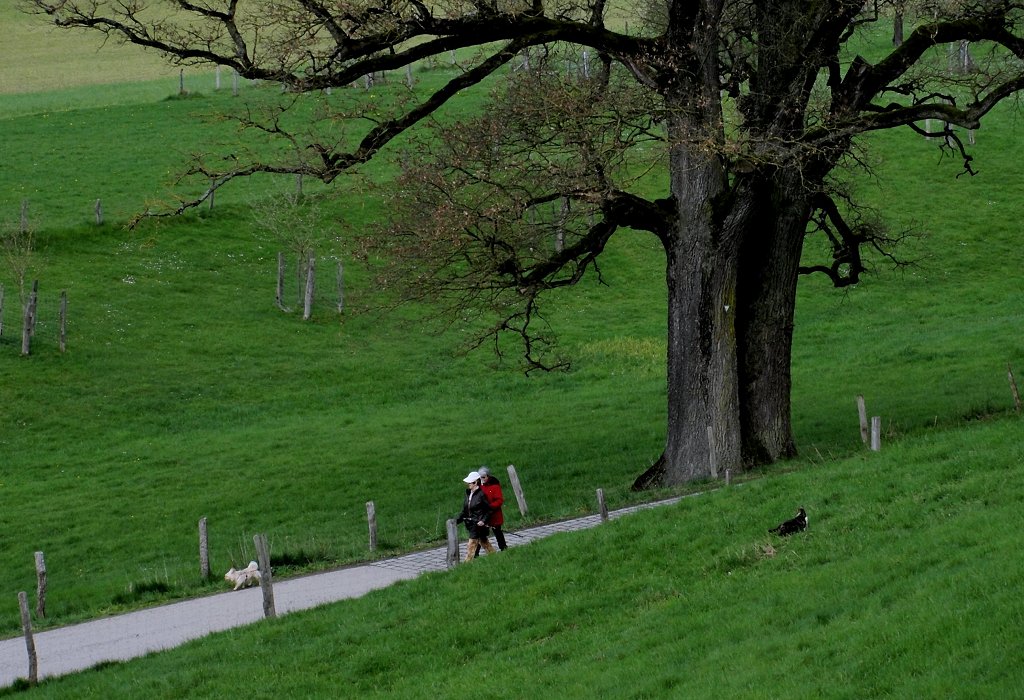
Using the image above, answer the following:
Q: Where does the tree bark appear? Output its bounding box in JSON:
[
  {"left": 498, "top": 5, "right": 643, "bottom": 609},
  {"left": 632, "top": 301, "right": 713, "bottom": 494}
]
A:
[{"left": 735, "top": 173, "right": 808, "bottom": 465}]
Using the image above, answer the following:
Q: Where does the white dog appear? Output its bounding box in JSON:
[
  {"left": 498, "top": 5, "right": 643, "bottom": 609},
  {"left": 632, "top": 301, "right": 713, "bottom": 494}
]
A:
[{"left": 224, "top": 561, "right": 261, "bottom": 590}]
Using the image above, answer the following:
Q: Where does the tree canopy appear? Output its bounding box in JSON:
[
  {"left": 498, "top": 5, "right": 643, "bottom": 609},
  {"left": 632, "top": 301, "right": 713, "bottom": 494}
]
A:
[{"left": 25, "top": 0, "right": 1024, "bottom": 486}]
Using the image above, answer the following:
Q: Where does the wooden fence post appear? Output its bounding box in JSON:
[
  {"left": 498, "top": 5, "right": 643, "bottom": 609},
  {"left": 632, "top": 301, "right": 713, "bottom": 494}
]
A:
[
  {"left": 34, "top": 552, "right": 46, "bottom": 619},
  {"left": 506, "top": 464, "right": 528, "bottom": 517},
  {"left": 870, "top": 416, "right": 881, "bottom": 452},
  {"left": 366, "top": 501, "right": 378, "bottom": 551},
  {"left": 232, "top": 69, "right": 239, "bottom": 96},
  {"left": 198, "top": 517, "right": 210, "bottom": 580},
  {"left": 253, "top": 534, "right": 276, "bottom": 618},
  {"left": 857, "top": 395, "right": 869, "bottom": 444},
  {"left": 725, "top": 468, "right": 731, "bottom": 486},
  {"left": 336, "top": 260, "right": 345, "bottom": 313},
  {"left": 21, "top": 281, "right": 36, "bottom": 356},
  {"left": 1009, "top": 364, "right": 1022, "bottom": 413},
  {"left": 94, "top": 199, "right": 103, "bottom": 225},
  {"left": 58, "top": 291, "right": 67, "bottom": 353},
  {"left": 1, "top": 283, "right": 5, "bottom": 338},
  {"left": 596, "top": 488, "right": 608, "bottom": 522},
  {"left": 275, "top": 252, "right": 288, "bottom": 311},
  {"left": 446, "top": 518, "right": 460, "bottom": 569},
  {"left": 302, "top": 254, "right": 315, "bottom": 321},
  {"left": 18, "top": 592, "right": 37, "bottom": 685}
]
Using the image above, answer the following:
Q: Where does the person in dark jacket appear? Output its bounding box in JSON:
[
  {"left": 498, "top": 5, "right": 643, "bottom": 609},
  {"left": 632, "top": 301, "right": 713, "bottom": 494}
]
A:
[
  {"left": 456, "top": 471, "right": 494, "bottom": 561},
  {"left": 476, "top": 466, "right": 507, "bottom": 553}
]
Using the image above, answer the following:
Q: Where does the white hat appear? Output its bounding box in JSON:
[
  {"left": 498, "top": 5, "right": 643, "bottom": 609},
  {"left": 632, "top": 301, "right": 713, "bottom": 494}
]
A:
[{"left": 463, "top": 471, "right": 481, "bottom": 483}]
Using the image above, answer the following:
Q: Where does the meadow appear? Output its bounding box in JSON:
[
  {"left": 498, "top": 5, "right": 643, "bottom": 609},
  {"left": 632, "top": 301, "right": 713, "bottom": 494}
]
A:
[{"left": 0, "top": 5, "right": 1022, "bottom": 696}]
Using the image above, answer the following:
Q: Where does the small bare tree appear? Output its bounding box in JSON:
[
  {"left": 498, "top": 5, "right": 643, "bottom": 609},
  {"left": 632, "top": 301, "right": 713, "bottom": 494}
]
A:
[
  {"left": 251, "top": 192, "right": 336, "bottom": 316},
  {"left": 1, "top": 200, "right": 36, "bottom": 312}
]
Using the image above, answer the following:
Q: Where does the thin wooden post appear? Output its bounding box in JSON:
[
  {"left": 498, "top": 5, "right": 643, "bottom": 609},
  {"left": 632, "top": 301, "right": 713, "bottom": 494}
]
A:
[
  {"left": 1, "top": 283, "right": 5, "bottom": 338},
  {"left": 445, "top": 518, "right": 459, "bottom": 568},
  {"left": 295, "top": 172, "right": 303, "bottom": 196},
  {"left": 253, "top": 534, "right": 276, "bottom": 618},
  {"left": 34, "top": 552, "right": 46, "bottom": 619},
  {"left": 406, "top": 63, "right": 414, "bottom": 87},
  {"left": 857, "top": 395, "right": 869, "bottom": 444},
  {"left": 58, "top": 291, "right": 67, "bottom": 353},
  {"left": 1009, "top": 364, "right": 1022, "bottom": 413},
  {"left": 20, "top": 283, "right": 34, "bottom": 356},
  {"left": 596, "top": 488, "right": 608, "bottom": 522},
  {"left": 179, "top": 68, "right": 185, "bottom": 95},
  {"left": 725, "top": 468, "right": 731, "bottom": 486},
  {"left": 215, "top": 65, "right": 221, "bottom": 90},
  {"left": 198, "top": 517, "right": 210, "bottom": 580},
  {"left": 302, "top": 254, "right": 315, "bottom": 321},
  {"left": 208, "top": 179, "right": 215, "bottom": 210},
  {"left": 18, "top": 592, "right": 37, "bottom": 685},
  {"left": 366, "top": 501, "right": 378, "bottom": 551},
  {"left": 94, "top": 199, "right": 103, "bottom": 225},
  {"left": 275, "top": 252, "right": 288, "bottom": 311},
  {"left": 336, "top": 260, "right": 345, "bottom": 313},
  {"left": 506, "top": 464, "right": 528, "bottom": 517},
  {"left": 870, "top": 416, "right": 881, "bottom": 452},
  {"left": 232, "top": 69, "right": 239, "bottom": 96}
]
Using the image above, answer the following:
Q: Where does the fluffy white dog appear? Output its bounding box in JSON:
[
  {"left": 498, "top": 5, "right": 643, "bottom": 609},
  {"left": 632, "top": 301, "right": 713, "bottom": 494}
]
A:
[{"left": 224, "top": 561, "right": 261, "bottom": 590}]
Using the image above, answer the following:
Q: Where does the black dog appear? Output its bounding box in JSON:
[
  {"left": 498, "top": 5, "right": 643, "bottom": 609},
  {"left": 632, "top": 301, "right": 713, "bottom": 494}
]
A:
[{"left": 769, "top": 507, "right": 807, "bottom": 536}]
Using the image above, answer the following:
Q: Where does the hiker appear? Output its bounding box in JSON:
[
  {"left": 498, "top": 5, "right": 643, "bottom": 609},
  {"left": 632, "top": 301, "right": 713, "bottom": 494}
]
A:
[
  {"left": 456, "top": 470, "right": 494, "bottom": 561},
  {"left": 476, "top": 466, "right": 507, "bottom": 554}
]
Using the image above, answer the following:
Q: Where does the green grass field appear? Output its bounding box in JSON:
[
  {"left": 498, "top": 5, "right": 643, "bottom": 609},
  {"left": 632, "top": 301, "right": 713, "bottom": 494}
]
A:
[{"left": 1, "top": 7, "right": 1022, "bottom": 696}]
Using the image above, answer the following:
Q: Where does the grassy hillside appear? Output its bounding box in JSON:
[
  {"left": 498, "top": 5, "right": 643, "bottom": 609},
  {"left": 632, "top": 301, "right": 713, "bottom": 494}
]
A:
[
  {"left": 6, "top": 414, "right": 1023, "bottom": 698},
  {"left": 0, "top": 6, "right": 1021, "bottom": 673},
  {"left": 0, "top": 4, "right": 178, "bottom": 96}
]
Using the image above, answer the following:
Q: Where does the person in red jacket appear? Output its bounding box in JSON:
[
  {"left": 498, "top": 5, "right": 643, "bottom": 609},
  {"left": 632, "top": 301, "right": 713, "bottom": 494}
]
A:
[{"left": 477, "top": 466, "right": 507, "bottom": 552}]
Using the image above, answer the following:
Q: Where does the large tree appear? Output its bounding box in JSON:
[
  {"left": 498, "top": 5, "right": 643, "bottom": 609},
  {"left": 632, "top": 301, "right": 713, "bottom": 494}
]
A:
[{"left": 25, "top": 0, "right": 1024, "bottom": 486}]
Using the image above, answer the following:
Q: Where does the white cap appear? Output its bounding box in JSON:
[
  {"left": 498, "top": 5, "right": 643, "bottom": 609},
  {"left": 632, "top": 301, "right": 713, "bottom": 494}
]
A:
[{"left": 463, "top": 471, "right": 481, "bottom": 483}]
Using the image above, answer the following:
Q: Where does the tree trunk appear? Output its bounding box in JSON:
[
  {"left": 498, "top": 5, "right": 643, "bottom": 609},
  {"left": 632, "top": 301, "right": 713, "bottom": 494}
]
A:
[{"left": 735, "top": 173, "right": 807, "bottom": 466}]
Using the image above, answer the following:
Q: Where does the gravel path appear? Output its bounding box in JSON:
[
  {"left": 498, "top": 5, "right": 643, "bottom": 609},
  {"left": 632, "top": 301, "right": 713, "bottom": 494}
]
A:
[{"left": 0, "top": 495, "right": 684, "bottom": 688}]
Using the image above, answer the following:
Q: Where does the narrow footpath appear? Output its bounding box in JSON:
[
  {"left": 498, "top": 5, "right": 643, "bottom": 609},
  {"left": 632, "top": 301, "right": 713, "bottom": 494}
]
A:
[{"left": 0, "top": 495, "right": 684, "bottom": 688}]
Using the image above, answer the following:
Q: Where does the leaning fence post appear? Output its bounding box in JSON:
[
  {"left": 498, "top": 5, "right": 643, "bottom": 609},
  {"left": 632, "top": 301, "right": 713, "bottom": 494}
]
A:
[
  {"left": 34, "top": 552, "right": 46, "bottom": 619},
  {"left": 870, "top": 416, "right": 881, "bottom": 452},
  {"left": 198, "top": 517, "right": 210, "bottom": 580},
  {"left": 18, "top": 592, "right": 37, "bottom": 685},
  {"left": 596, "top": 488, "right": 608, "bottom": 522},
  {"left": 1009, "top": 364, "right": 1022, "bottom": 413},
  {"left": 366, "top": 501, "right": 378, "bottom": 551},
  {"left": 446, "top": 518, "right": 460, "bottom": 568},
  {"left": 506, "top": 464, "right": 528, "bottom": 517},
  {"left": 857, "top": 395, "right": 869, "bottom": 444},
  {"left": 253, "top": 534, "right": 276, "bottom": 619}
]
